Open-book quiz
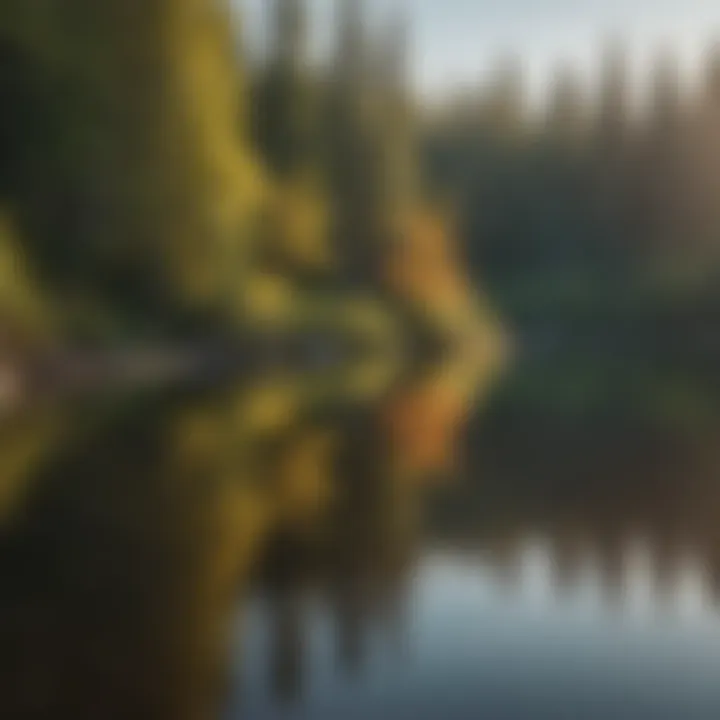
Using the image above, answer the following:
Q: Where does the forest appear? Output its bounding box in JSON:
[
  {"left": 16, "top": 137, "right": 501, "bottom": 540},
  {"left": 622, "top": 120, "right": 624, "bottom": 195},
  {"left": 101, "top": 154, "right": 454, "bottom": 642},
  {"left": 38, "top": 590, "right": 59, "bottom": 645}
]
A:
[
  {"left": 424, "top": 40, "right": 720, "bottom": 348},
  {"left": 3, "top": 5, "right": 720, "bottom": 717},
  {"left": 0, "top": 0, "right": 500, "bottom": 406},
  {"left": 2, "top": 0, "right": 719, "bottom": 408}
]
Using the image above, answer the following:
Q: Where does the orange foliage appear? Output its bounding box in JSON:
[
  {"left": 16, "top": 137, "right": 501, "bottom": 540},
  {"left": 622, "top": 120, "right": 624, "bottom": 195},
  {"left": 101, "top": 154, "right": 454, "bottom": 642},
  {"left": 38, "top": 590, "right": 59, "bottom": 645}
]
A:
[
  {"left": 380, "top": 207, "right": 473, "bottom": 314},
  {"left": 378, "top": 371, "right": 472, "bottom": 482}
]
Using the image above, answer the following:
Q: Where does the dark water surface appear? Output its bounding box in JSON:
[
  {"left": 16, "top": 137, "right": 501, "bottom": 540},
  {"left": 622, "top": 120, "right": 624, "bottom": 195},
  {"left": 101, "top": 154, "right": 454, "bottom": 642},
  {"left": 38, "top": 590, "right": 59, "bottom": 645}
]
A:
[{"left": 1, "top": 353, "right": 720, "bottom": 720}]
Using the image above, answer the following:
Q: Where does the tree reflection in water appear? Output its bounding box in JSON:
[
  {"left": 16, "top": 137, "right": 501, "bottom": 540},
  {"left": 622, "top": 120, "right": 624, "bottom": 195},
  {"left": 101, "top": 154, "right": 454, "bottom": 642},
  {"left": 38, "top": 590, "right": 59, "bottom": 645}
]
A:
[
  {"left": 2, "top": 350, "right": 720, "bottom": 719},
  {"left": 0, "top": 348, "right": 491, "bottom": 720}
]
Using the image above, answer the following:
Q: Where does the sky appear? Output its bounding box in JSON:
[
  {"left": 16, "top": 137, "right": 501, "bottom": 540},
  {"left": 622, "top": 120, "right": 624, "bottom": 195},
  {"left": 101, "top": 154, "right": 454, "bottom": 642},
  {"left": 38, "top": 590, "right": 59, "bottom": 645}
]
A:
[{"left": 237, "top": 0, "right": 720, "bottom": 105}]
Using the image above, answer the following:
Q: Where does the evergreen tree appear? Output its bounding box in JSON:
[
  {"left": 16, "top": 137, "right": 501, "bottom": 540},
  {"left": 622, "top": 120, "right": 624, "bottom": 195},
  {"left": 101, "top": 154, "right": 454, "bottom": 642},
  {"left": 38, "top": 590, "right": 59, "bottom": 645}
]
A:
[
  {"left": 546, "top": 63, "right": 586, "bottom": 147},
  {"left": 649, "top": 46, "right": 683, "bottom": 137},
  {"left": 252, "top": 0, "right": 313, "bottom": 177},
  {"left": 248, "top": 0, "right": 337, "bottom": 283},
  {"left": 596, "top": 36, "right": 630, "bottom": 155},
  {"left": 644, "top": 46, "right": 687, "bottom": 256},
  {"left": 375, "top": 10, "right": 417, "bottom": 219},
  {"left": 483, "top": 53, "right": 526, "bottom": 143},
  {"left": 704, "top": 41, "right": 720, "bottom": 109},
  {"left": 325, "top": 0, "right": 376, "bottom": 284},
  {"left": 593, "top": 36, "right": 633, "bottom": 260},
  {"left": 688, "top": 42, "right": 720, "bottom": 258}
]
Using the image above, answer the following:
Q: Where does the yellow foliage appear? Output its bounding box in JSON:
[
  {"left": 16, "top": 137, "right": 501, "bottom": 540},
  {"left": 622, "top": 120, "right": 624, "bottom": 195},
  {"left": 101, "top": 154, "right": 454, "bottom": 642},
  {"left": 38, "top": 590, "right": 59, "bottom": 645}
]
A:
[
  {"left": 5, "top": 0, "right": 267, "bottom": 317},
  {"left": 240, "top": 382, "right": 300, "bottom": 436},
  {"left": 243, "top": 272, "right": 297, "bottom": 324},
  {"left": 0, "top": 212, "right": 54, "bottom": 341},
  {"left": 160, "top": 0, "right": 266, "bottom": 307},
  {"left": 0, "top": 413, "right": 66, "bottom": 527},
  {"left": 261, "top": 177, "right": 332, "bottom": 272}
]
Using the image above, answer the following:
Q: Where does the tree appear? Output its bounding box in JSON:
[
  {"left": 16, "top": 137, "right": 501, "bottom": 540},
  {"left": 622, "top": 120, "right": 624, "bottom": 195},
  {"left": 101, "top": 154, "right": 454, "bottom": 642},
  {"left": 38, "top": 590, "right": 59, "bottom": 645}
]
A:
[
  {"left": 0, "top": 0, "right": 263, "bottom": 334},
  {"left": 252, "top": 0, "right": 314, "bottom": 177},
  {"left": 546, "top": 62, "right": 586, "bottom": 148}
]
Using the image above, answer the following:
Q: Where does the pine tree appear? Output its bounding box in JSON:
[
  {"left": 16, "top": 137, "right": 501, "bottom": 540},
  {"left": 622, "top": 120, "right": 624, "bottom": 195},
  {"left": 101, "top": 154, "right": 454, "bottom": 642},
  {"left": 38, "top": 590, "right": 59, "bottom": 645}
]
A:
[
  {"left": 593, "top": 36, "right": 633, "bottom": 258},
  {"left": 596, "top": 36, "right": 630, "bottom": 156},
  {"left": 483, "top": 53, "right": 526, "bottom": 143},
  {"left": 650, "top": 46, "right": 683, "bottom": 137},
  {"left": 642, "top": 47, "right": 683, "bottom": 254},
  {"left": 546, "top": 62, "right": 586, "bottom": 147},
  {"left": 325, "top": 0, "right": 376, "bottom": 284},
  {"left": 704, "top": 41, "right": 720, "bottom": 107},
  {"left": 689, "top": 41, "right": 720, "bottom": 258},
  {"left": 253, "top": 0, "right": 312, "bottom": 177},
  {"left": 248, "top": 0, "right": 337, "bottom": 282},
  {"left": 375, "top": 10, "right": 417, "bottom": 219},
  {"left": 334, "top": 0, "right": 366, "bottom": 115}
]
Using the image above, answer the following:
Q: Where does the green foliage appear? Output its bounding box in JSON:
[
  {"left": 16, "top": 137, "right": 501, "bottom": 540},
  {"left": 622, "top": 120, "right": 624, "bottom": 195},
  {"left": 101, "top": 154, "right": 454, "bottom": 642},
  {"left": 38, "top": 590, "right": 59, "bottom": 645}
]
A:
[
  {"left": 422, "top": 48, "right": 720, "bottom": 345},
  {"left": 252, "top": 61, "right": 315, "bottom": 178},
  {"left": 1, "top": 0, "right": 264, "bottom": 335},
  {"left": 0, "top": 0, "right": 495, "bottom": 361}
]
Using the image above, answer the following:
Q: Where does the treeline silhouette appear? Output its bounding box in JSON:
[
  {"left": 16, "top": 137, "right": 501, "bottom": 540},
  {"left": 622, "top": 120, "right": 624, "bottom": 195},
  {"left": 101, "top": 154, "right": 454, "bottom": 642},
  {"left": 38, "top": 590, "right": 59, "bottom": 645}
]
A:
[{"left": 424, "top": 40, "right": 720, "bottom": 345}]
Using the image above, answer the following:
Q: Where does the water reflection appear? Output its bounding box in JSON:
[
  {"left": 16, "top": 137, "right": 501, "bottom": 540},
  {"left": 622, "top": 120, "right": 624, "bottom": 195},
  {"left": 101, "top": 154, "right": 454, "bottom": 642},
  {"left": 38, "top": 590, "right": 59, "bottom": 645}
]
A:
[
  {"left": 238, "top": 351, "right": 492, "bottom": 710},
  {"left": 1, "top": 350, "right": 720, "bottom": 719}
]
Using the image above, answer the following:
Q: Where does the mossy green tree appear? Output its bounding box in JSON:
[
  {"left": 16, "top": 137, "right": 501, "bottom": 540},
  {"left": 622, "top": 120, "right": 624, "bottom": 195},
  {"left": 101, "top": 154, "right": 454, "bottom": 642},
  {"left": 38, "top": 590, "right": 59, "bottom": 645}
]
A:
[{"left": 0, "top": 0, "right": 263, "bottom": 338}]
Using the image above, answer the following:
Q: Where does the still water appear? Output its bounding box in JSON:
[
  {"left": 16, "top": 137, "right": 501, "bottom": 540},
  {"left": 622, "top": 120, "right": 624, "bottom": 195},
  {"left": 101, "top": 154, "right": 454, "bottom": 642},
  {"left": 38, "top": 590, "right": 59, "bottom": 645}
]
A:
[{"left": 2, "top": 351, "right": 720, "bottom": 720}]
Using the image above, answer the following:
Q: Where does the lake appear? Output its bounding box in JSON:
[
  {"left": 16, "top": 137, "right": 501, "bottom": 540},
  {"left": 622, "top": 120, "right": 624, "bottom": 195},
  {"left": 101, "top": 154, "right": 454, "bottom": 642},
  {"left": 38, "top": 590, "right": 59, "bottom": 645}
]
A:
[{"left": 2, "top": 349, "right": 720, "bottom": 720}]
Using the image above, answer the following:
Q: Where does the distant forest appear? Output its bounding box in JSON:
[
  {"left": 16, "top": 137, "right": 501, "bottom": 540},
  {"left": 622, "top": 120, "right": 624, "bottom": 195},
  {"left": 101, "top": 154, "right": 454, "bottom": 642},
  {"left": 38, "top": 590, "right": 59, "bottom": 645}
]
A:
[{"left": 423, "top": 42, "right": 720, "bottom": 346}]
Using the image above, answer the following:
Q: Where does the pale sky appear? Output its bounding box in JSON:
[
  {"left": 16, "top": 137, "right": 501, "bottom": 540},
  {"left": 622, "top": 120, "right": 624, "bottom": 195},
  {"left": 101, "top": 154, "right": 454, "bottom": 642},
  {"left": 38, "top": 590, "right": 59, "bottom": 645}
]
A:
[{"left": 237, "top": 0, "right": 720, "bottom": 104}]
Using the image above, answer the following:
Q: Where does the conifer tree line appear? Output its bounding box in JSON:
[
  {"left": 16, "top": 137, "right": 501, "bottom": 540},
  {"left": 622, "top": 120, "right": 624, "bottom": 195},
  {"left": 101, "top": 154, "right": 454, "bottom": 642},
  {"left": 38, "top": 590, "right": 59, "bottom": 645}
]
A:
[
  {"left": 0, "top": 0, "right": 486, "bottom": 355},
  {"left": 248, "top": 0, "right": 484, "bottom": 342},
  {"left": 250, "top": 0, "right": 416, "bottom": 284},
  {"left": 424, "top": 39, "right": 720, "bottom": 337}
]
